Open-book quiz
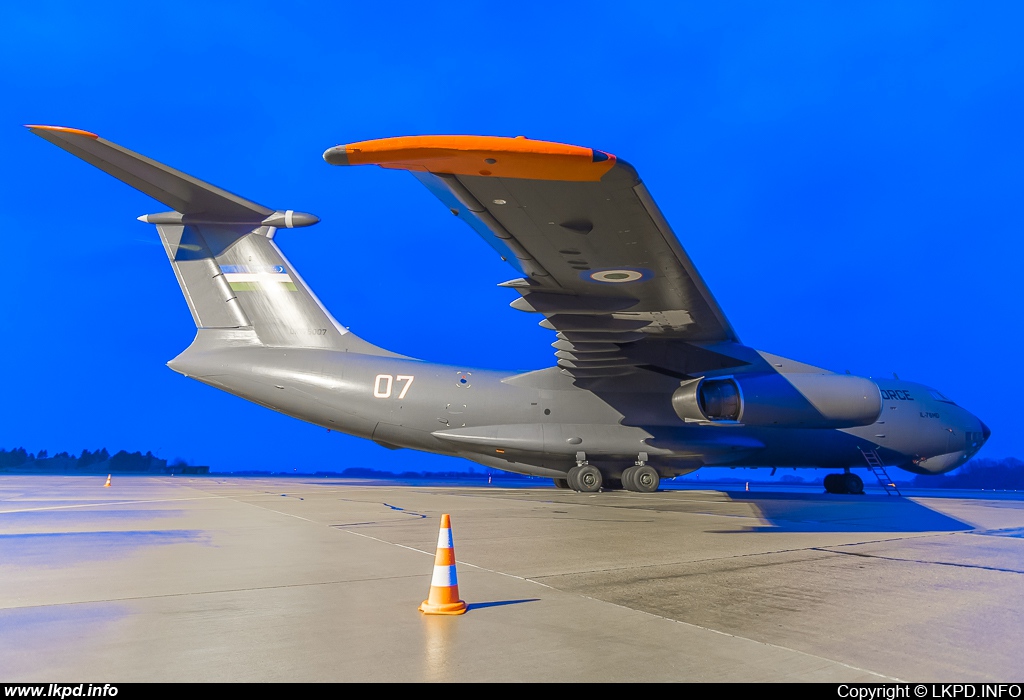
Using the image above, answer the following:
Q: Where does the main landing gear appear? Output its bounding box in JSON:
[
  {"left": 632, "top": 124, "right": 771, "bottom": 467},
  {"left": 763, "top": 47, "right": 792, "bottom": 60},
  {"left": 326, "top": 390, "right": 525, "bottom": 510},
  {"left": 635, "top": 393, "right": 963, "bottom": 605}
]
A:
[
  {"left": 557, "top": 452, "right": 661, "bottom": 493},
  {"left": 566, "top": 452, "right": 603, "bottom": 493},
  {"left": 621, "top": 452, "right": 659, "bottom": 493},
  {"left": 823, "top": 470, "right": 864, "bottom": 495}
]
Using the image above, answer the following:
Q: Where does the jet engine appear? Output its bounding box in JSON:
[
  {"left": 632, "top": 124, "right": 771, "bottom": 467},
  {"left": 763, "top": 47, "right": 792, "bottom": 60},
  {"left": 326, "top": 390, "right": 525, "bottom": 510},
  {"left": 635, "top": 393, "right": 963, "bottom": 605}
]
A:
[{"left": 672, "top": 373, "right": 882, "bottom": 428}]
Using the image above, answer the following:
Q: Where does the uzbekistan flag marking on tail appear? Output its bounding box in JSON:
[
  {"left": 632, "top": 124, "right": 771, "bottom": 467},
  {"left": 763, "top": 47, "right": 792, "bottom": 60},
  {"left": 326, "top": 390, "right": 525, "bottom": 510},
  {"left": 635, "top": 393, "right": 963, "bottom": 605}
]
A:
[{"left": 220, "top": 265, "right": 297, "bottom": 292}]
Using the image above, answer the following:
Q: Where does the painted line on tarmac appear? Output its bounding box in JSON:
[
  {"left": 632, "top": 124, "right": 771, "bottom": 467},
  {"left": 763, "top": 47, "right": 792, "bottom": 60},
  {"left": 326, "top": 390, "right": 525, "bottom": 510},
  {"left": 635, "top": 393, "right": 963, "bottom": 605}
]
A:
[
  {"left": 0, "top": 573, "right": 429, "bottom": 612},
  {"left": 339, "top": 528, "right": 893, "bottom": 680},
  {"left": 251, "top": 507, "right": 319, "bottom": 524},
  {"left": 341, "top": 529, "right": 436, "bottom": 557},
  {"left": 0, "top": 496, "right": 229, "bottom": 514},
  {"left": 341, "top": 529, "right": 559, "bottom": 592},
  {"left": 339, "top": 527, "right": 555, "bottom": 590},
  {"left": 198, "top": 485, "right": 537, "bottom": 566}
]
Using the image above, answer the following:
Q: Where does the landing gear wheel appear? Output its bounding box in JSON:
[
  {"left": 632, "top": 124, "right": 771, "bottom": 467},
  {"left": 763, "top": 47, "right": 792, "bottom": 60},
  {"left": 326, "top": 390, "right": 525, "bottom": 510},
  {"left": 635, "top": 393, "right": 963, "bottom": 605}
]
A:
[
  {"left": 824, "top": 473, "right": 864, "bottom": 494},
  {"left": 843, "top": 472, "right": 864, "bottom": 495},
  {"left": 574, "top": 464, "right": 603, "bottom": 493},
  {"left": 632, "top": 465, "right": 660, "bottom": 493},
  {"left": 823, "top": 473, "right": 842, "bottom": 494},
  {"left": 566, "top": 466, "right": 583, "bottom": 491},
  {"left": 553, "top": 478, "right": 570, "bottom": 489},
  {"left": 621, "top": 466, "right": 638, "bottom": 491}
]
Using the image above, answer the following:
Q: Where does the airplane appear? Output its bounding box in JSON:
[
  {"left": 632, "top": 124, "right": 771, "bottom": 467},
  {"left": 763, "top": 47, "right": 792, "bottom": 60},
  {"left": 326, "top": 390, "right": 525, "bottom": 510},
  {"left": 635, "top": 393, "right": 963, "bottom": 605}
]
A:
[{"left": 28, "top": 125, "right": 990, "bottom": 494}]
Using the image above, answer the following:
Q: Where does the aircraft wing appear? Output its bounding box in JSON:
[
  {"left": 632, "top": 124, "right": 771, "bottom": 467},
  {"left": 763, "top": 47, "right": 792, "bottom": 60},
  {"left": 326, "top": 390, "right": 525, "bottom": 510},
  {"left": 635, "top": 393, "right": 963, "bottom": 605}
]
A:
[{"left": 324, "top": 136, "right": 741, "bottom": 378}]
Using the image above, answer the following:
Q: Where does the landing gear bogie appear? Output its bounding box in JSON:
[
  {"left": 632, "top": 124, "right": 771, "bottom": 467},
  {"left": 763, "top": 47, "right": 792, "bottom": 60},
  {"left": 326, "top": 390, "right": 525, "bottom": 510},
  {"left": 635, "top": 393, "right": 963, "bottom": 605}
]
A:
[
  {"left": 824, "top": 472, "right": 864, "bottom": 495},
  {"left": 561, "top": 451, "right": 658, "bottom": 493},
  {"left": 620, "top": 452, "right": 659, "bottom": 493}
]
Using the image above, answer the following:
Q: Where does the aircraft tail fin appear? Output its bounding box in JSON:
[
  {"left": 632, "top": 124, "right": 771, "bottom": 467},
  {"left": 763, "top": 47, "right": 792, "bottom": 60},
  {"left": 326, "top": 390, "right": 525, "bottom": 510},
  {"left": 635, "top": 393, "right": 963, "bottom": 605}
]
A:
[{"left": 29, "top": 125, "right": 393, "bottom": 355}]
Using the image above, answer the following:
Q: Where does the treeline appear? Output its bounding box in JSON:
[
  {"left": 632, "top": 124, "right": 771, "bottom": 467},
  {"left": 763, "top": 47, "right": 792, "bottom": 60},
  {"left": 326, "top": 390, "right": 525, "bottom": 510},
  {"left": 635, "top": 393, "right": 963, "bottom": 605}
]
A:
[
  {"left": 912, "top": 457, "right": 1024, "bottom": 489},
  {"left": 0, "top": 447, "right": 169, "bottom": 473}
]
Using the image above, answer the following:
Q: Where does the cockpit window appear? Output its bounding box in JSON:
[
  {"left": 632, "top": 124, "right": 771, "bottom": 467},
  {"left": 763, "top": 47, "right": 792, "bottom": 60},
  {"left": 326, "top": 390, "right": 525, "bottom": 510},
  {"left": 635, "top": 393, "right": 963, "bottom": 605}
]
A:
[{"left": 929, "top": 390, "right": 956, "bottom": 404}]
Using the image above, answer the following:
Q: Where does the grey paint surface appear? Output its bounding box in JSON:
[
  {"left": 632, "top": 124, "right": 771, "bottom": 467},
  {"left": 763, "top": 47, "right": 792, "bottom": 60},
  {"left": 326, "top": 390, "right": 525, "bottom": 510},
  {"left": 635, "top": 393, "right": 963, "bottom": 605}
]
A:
[
  {"left": 28, "top": 127, "right": 990, "bottom": 487},
  {"left": 1, "top": 476, "right": 1021, "bottom": 681}
]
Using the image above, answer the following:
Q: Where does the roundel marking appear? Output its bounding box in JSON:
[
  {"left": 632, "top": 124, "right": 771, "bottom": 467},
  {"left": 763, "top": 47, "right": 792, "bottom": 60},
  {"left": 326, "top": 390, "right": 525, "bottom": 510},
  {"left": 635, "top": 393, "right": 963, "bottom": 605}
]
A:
[{"left": 583, "top": 267, "right": 653, "bottom": 284}]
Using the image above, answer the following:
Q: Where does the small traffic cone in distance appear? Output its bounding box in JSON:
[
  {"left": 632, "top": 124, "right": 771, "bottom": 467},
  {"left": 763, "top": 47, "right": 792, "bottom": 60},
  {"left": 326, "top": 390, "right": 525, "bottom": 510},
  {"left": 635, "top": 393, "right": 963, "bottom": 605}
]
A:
[
  {"left": 419, "top": 514, "right": 467, "bottom": 615},
  {"left": 104, "top": 474, "right": 111, "bottom": 488}
]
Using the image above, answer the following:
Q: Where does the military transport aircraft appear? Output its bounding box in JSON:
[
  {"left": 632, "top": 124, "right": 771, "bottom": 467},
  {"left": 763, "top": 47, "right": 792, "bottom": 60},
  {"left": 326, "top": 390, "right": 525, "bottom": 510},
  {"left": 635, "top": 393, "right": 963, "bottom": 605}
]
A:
[{"left": 29, "top": 126, "right": 990, "bottom": 494}]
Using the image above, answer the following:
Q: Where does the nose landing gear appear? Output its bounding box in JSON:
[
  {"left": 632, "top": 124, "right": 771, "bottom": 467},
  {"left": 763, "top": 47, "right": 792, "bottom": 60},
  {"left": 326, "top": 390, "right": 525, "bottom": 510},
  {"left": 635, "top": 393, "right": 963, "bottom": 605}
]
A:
[{"left": 823, "top": 470, "right": 864, "bottom": 495}]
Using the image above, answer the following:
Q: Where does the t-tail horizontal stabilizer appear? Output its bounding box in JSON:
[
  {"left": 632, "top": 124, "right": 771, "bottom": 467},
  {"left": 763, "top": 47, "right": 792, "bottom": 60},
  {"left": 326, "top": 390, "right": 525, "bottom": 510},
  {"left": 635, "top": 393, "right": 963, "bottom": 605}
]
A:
[
  {"left": 26, "top": 124, "right": 316, "bottom": 227},
  {"left": 29, "top": 125, "right": 394, "bottom": 357}
]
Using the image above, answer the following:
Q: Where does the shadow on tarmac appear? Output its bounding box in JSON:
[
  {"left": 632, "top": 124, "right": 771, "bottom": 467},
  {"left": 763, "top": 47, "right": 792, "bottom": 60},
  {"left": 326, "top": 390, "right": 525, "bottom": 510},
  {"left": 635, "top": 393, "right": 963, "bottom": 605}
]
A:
[
  {"left": 717, "top": 490, "right": 974, "bottom": 533},
  {"left": 466, "top": 598, "right": 540, "bottom": 612}
]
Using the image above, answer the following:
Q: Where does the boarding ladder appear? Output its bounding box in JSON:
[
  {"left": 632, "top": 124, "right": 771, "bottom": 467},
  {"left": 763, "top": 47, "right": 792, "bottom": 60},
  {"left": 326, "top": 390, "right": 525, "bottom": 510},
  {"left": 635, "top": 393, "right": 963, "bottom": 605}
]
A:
[{"left": 860, "top": 448, "right": 902, "bottom": 496}]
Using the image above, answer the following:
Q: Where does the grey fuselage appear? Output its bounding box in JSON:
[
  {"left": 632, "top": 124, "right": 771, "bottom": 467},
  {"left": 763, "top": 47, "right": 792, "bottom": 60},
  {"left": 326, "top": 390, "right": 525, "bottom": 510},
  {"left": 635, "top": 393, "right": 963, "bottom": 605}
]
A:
[{"left": 169, "top": 328, "right": 989, "bottom": 480}]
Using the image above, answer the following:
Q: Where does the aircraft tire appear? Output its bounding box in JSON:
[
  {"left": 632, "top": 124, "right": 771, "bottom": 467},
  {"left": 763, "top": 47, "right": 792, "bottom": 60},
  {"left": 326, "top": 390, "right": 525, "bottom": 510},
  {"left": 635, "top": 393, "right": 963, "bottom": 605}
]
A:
[
  {"left": 575, "top": 465, "right": 603, "bottom": 493},
  {"left": 633, "top": 465, "right": 660, "bottom": 493},
  {"left": 823, "top": 473, "right": 839, "bottom": 493},
  {"left": 553, "top": 478, "right": 570, "bottom": 489},
  {"left": 843, "top": 472, "right": 864, "bottom": 495},
  {"left": 823, "top": 473, "right": 849, "bottom": 494},
  {"left": 566, "top": 466, "right": 583, "bottom": 492},
  {"left": 621, "top": 466, "right": 638, "bottom": 491}
]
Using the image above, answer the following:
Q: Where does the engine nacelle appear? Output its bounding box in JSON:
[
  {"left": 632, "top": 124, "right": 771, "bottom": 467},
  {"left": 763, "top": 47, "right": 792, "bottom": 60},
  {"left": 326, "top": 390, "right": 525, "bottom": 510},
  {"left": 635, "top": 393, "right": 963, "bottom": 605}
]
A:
[{"left": 672, "top": 373, "right": 882, "bottom": 428}]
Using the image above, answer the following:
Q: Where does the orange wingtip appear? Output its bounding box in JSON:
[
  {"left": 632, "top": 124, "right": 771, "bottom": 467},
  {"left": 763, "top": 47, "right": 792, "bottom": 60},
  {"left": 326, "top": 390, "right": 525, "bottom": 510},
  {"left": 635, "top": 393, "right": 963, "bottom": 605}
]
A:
[
  {"left": 25, "top": 125, "right": 99, "bottom": 139},
  {"left": 324, "top": 135, "right": 616, "bottom": 182}
]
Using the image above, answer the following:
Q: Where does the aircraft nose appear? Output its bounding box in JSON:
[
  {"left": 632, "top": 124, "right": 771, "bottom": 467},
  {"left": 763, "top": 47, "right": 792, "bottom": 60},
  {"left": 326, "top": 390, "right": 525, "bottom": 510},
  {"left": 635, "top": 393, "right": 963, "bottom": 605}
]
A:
[{"left": 981, "top": 421, "right": 991, "bottom": 441}]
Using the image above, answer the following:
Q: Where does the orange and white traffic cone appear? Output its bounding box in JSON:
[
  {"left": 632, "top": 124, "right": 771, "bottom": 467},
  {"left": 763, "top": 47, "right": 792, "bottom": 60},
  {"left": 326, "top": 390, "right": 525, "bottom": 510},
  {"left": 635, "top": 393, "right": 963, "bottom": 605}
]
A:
[
  {"left": 419, "top": 514, "right": 467, "bottom": 615},
  {"left": 103, "top": 474, "right": 111, "bottom": 488}
]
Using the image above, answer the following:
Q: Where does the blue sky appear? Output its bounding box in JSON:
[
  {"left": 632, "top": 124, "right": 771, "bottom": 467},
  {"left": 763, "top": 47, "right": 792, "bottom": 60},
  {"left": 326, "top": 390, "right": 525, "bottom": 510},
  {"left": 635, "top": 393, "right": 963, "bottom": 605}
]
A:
[{"left": 3, "top": 2, "right": 1022, "bottom": 471}]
